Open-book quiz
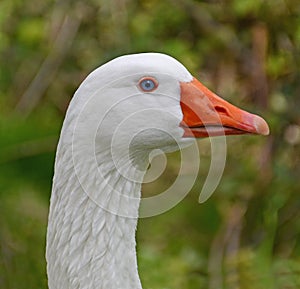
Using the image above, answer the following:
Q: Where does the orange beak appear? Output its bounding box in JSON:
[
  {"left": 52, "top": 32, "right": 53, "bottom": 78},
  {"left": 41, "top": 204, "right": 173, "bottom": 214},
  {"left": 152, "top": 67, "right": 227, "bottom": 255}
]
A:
[{"left": 180, "top": 78, "right": 270, "bottom": 137}]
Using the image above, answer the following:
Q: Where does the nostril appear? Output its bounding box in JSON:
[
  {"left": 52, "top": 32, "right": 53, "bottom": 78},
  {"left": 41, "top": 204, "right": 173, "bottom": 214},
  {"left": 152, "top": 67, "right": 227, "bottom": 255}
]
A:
[{"left": 214, "top": 105, "right": 230, "bottom": 116}]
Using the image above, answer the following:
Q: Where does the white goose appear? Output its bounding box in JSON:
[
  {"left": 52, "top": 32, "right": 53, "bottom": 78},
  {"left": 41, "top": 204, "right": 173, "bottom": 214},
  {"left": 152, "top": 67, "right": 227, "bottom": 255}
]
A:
[{"left": 46, "top": 53, "right": 269, "bottom": 289}]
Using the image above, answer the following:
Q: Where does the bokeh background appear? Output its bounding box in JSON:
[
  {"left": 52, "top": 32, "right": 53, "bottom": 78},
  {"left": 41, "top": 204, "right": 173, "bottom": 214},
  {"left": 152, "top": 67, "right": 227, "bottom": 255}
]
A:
[{"left": 1, "top": 0, "right": 300, "bottom": 288}]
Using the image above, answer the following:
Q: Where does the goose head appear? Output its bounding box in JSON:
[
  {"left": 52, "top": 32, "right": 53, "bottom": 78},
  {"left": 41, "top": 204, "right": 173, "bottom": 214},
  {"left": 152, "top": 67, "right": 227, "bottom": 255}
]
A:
[{"left": 66, "top": 53, "right": 269, "bottom": 170}]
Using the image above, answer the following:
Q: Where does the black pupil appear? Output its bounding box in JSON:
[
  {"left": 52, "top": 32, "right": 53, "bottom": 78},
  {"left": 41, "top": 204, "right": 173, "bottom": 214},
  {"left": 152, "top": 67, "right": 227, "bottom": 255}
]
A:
[{"left": 144, "top": 80, "right": 152, "bottom": 88}]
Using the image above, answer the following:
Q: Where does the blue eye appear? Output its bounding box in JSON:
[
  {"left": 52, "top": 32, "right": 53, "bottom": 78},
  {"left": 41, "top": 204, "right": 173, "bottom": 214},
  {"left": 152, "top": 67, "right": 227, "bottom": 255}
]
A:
[{"left": 138, "top": 77, "right": 158, "bottom": 92}]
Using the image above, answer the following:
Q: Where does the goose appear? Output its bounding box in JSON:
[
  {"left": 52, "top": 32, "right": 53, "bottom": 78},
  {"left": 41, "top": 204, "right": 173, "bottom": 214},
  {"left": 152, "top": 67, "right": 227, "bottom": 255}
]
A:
[{"left": 46, "top": 53, "right": 269, "bottom": 289}]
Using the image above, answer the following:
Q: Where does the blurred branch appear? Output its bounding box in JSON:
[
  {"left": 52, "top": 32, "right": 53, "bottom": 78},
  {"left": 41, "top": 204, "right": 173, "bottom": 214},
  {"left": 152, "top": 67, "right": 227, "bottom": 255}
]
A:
[
  {"left": 250, "top": 23, "right": 273, "bottom": 183},
  {"left": 208, "top": 226, "right": 225, "bottom": 289},
  {"left": 15, "top": 14, "right": 81, "bottom": 117},
  {"left": 208, "top": 202, "right": 246, "bottom": 289},
  {"left": 250, "top": 23, "right": 269, "bottom": 109}
]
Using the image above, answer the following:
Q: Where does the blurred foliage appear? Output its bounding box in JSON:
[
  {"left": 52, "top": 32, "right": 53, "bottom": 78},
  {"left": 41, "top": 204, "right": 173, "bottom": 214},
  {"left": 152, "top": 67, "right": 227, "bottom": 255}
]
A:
[{"left": 0, "top": 0, "right": 300, "bottom": 288}]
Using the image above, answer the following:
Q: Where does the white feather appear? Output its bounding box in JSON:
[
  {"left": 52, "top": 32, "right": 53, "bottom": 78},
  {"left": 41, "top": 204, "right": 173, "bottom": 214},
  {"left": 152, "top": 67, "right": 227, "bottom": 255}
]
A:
[{"left": 46, "top": 53, "right": 194, "bottom": 289}]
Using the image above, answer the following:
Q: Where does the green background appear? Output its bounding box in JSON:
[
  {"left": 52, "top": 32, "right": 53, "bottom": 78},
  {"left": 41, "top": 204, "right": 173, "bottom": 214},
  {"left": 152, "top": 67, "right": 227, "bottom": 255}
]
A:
[{"left": 1, "top": 0, "right": 300, "bottom": 288}]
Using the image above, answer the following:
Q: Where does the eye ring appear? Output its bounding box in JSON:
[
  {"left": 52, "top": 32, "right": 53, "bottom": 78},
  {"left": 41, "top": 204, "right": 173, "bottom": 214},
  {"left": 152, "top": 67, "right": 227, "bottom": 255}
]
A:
[{"left": 138, "top": 77, "right": 159, "bottom": 92}]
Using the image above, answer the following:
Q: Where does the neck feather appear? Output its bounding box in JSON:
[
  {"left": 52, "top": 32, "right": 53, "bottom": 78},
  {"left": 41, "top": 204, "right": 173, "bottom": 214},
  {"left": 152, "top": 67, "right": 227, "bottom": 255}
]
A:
[{"left": 46, "top": 138, "right": 144, "bottom": 289}]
